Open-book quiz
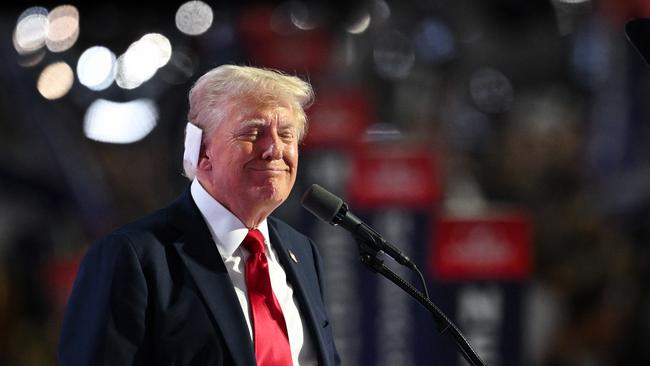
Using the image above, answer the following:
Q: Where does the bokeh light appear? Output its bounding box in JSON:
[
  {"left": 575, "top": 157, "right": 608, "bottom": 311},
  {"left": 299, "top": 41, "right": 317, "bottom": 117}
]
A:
[
  {"left": 469, "top": 67, "right": 515, "bottom": 114},
  {"left": 159, "top": 46, "right": 197, "bottom": 85},
  {"left": 571, "top": 21, "right": 610, "bottom": 89},
  {"left": 83, "top": 98, "right": 158, "bottom": 143},
  {"left": 176, "top": 1, "right": 213, "bottom": 36},
  {"left": 77, "top": 46, "right": 117, "bottom": 91},
  {"left": 363, "top": 123, "right": 403, "bottom": 142},
  {"left": 288, "top": 1, "right": 318, "bottom": 30},
  {"left": 17, "top": 49, "right": 46, "bottom": 68},
  {"left": 268, "top": 1, "right": 320, "bottom": 32},
  {"left": 555, "top": 0, "right": 591, "bottom": 4},
  {"left": 115, "top": 33, "right": 172, "bottom": 90},
  {"left": 37, "top": 61, "right": 74, "bottom": 100},
  {"left": 414, "top": 18, "right": 456, "bottom": 64},
  {"left": 141, "top": 33, "right": 172, "bottom": 68},
  {"left": 371, "top": 0, "right": 391, "bottom": 22},
  {"left": 346, "top": 12, "right": 371, "bottom": 34},
  {"left": 373, "top": 30, "right": 415, "bottom": 80},
  {"left": 13, "top": 7, "right": 49, "bottom": 55},
  {"left": 46, "top": 5, "right": 80, "bottom": 53}
]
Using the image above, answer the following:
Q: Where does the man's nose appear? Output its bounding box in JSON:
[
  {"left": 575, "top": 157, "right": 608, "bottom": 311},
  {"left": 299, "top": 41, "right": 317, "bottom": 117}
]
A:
[{"left": 260, "top": 133, "right": 283, "bottom": 160}]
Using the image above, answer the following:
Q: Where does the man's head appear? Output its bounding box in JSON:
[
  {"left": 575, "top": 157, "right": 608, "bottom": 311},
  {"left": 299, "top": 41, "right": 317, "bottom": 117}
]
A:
[{"left": 185, "top": 65, "right": 314, "bottom": 227}]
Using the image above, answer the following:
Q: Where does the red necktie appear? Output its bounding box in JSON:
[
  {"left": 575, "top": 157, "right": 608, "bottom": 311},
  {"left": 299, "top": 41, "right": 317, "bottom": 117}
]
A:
[{"left": 242, "top": 229, "right": 293, "bottom": 366}]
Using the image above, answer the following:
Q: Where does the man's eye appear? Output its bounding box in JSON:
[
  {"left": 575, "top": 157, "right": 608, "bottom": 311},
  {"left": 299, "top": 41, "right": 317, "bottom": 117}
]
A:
[
  {"left": 279, "top": 131, "right": 295, "bottom": 140},
  {"left": 239, "top": 130, "right": 259, "bottom": 140}
]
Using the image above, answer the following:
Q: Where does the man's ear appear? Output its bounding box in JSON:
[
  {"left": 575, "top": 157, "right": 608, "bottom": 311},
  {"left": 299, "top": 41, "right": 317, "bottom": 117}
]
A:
[{"left": 197, "top": 141, "right": 211, "bottom": 171}]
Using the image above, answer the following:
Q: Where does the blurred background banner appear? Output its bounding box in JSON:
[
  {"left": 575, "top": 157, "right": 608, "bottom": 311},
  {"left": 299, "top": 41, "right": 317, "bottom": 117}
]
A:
[
  {"left": 298, "top": 123, "right": 441, "bottom": 365},
  {"left": 2, "top": 1, "right": 650, "bottom": 365},
  {"left": 430, "top": 213, "right": 532, "bottom": 366},
  {"left": 345, "top": 144, "right": 439, "bottom": 366}
]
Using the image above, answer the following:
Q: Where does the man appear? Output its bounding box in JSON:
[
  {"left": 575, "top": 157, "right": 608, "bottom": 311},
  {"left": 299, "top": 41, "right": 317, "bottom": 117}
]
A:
[{"left": 59, "top": 65, "right": 340, "bottom": 366}]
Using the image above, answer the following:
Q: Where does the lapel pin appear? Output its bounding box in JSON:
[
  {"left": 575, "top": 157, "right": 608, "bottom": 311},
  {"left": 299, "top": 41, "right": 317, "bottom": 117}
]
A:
[{"left": 288, "top": 249, "right": 299, "bottom": 263}]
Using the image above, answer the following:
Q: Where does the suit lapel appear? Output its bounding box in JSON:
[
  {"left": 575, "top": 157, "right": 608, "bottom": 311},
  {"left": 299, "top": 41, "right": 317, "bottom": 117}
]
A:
[
  {"left": 169, "top": 190, "right": 256, "bottom": 366},
  {"left": 268, "top": 220, "right": 331, "bottom": 366}
]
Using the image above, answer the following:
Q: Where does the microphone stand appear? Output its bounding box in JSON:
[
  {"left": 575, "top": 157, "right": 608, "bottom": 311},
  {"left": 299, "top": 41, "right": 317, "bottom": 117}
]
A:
[{"left": 354, "top": 236, "right": 487, "bottom": 366}]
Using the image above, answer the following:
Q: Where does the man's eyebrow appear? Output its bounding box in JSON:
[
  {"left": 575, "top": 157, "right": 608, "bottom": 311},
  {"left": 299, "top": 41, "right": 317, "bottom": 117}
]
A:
[
  {"left": 278, "top": 123, "right": 297, "bottom": 130},
  {"left": 238, "top": 118, "right": 297, "bottom": 130},
  {"left": 239, "top": 118, "right": 266, "bottom": 128}
]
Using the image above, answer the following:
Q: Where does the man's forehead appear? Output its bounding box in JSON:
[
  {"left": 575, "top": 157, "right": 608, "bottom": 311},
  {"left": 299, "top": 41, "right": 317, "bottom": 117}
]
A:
[
  {"left": 237, "top": 106, "right": 299, "bottom": 126},
  {"left": 232, "top": 95, "right": 292, "bottom": 112}
]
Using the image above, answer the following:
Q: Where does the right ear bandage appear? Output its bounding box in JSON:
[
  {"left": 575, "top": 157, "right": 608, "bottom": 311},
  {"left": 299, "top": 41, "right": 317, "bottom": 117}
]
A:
[{"left": 183, "top": 122, "right": 203, "bottom": 178}]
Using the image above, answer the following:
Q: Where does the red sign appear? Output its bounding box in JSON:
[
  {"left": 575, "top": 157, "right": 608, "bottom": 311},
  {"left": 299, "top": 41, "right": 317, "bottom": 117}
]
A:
[
  {"left": 430, "top": 213, "right": 532, "bottom": 281},
  {"left": 303, "top": 89, "right": 373, "bottom": 149},
  {"left": 237, "top": 5, "right": 332, "bottom": 75},
  {"left": 348, "top": 146, "right": 440, "bottom": 209}
]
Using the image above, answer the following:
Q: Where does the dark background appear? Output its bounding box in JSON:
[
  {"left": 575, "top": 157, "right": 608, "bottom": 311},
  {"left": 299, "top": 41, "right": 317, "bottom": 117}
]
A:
[{"left": 1, "top": 1, "right": 650, "bottom": 365}]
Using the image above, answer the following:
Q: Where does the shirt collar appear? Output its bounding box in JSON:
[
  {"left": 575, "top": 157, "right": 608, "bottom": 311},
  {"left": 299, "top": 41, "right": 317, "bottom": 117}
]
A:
[{"left": 190, "top": 179, "right": 270, "bottom": 258}]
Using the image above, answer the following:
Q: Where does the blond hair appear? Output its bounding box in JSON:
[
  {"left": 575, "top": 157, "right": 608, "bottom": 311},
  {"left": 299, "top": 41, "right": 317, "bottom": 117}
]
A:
[{"left": 188, "top": 65, "right": 313, "bottom": 134}]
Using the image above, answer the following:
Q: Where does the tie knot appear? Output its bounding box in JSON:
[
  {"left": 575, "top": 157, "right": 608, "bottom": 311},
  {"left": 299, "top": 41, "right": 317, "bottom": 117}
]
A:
[{"left": 242, "top": 229, "right": 266, "bottom": 254}]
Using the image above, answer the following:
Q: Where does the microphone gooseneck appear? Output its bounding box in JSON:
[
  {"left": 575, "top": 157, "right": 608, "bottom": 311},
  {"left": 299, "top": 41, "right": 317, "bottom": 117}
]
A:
[
  {"left": 301, "top": 184, "right": 415, "bottom": 269},
  {"left": 300, "top": 183, "right": 486, "bottom": 366}
]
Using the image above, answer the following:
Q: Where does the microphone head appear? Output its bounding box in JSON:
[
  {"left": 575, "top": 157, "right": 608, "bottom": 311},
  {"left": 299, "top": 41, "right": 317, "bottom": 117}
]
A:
[
  {"left": 626, "top": 18, "right": 650, "bottom": 66},
  {"left": 301, "top": 184, "right": 344, "bottom": 225}
]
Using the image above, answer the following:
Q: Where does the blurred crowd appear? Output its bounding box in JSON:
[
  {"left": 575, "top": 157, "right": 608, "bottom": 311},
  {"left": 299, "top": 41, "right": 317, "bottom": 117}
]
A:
[{"left": 1, "top": 0, "right": 650, "bottom": 365}]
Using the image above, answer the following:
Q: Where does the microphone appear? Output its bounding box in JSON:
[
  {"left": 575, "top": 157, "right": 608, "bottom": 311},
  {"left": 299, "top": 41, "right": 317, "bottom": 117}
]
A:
[
  {"left": 302, "top": 184, "right": 486, "bottom": 366},
  {"left": 301, "top": 184, "right": 415, "bottom": 269}
]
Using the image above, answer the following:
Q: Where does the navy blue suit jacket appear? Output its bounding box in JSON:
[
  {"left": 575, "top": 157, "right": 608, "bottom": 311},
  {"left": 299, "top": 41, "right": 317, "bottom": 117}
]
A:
[{"left": 58, "top": 189, "right": 340, "bottom": 366}]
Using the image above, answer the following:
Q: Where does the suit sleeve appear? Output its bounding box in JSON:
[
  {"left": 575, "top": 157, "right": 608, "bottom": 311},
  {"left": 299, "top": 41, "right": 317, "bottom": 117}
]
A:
[
  {"left": 58, "top": 233, "right": 149, "bottom": 366},
  {"left": 308, "top": 238, "right": 342, "bottom": 366},
  {"left": 308, "top": 238, "right": 327, "bottom": 300}
]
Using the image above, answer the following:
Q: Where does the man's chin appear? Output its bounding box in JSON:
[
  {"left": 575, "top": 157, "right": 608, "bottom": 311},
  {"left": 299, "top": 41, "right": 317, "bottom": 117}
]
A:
[{"left": 251, "top": 184, "right": 289, "bottom": 206}]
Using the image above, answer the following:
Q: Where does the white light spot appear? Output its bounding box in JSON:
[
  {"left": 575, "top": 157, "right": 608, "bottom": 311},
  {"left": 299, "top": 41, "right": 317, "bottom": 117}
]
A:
[
  {"left": 346, "top": 12, "right": 371, "bottom": 34},
  {"left": 77, "top": 46, "right": 116, "bottom": 91},
  {"left": 140, "top": 33, "right": 172, "bottom": 68},
  {"left": 37, "top": 61, "right": 74, "bottom": 100},
  {"left": 46, "top": 5, "right": 80, "bottom": 53},
  {"left": 176, "top": 1, "right": 214, "bottom": 36},
  {"left": 288, "top": 2, "right": 317, "bottom": 30},
  {"left": 115, "top": 45, "right": 157, "bottom": 89},
  {"left": 13, "top": 7, "right": 49, "bottom": 54},
  {"left": 84, "top": 98, "right": 158, "bottom": 144},
  {"left": 115, "top": 33, "right": 172, "bottom": 90}
]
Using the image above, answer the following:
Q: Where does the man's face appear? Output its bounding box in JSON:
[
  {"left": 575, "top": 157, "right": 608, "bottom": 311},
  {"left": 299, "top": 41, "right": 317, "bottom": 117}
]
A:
[{"left": 197, "top": 97, "right": 300, "bottom": 225}]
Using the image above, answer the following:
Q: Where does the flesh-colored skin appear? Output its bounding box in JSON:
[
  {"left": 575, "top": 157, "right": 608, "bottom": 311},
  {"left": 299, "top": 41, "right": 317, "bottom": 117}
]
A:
[{"left": 196, "top": 98, "right": 300, "bottom": 228}]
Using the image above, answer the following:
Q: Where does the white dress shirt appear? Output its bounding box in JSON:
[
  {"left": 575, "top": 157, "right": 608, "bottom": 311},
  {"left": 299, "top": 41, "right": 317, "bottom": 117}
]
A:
[{"left": 191, "top": 179, "right": 317, "bottom": 366}]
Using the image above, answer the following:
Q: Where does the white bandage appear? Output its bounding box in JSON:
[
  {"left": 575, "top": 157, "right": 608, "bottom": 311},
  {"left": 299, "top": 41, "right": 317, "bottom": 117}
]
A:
[{"left": 183, "top": 122, "right": 203, "bottom": 179}]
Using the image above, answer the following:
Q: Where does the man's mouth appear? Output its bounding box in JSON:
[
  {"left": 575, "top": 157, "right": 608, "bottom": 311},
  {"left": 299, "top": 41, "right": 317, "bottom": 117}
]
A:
[{"left": 249, "top": 167, "right": 289, "bottom": 174}]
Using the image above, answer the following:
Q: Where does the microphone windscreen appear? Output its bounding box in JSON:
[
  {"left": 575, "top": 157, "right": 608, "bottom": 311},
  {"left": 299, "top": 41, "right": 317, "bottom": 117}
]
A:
[
  {"left": 626, "top": 18, "right": 650, "bottom": 66},
  {"left": 301, "top": 184, "right": 344, "bottom": 224}
]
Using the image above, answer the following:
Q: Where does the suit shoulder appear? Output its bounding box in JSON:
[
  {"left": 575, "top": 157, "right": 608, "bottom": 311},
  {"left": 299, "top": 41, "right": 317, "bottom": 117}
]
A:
[
  {"left": 268, "top": 216, "right": 310, "bottom": 241},
  {"left": 99, "top": 207, "right": 181, "bottom": 255}
]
